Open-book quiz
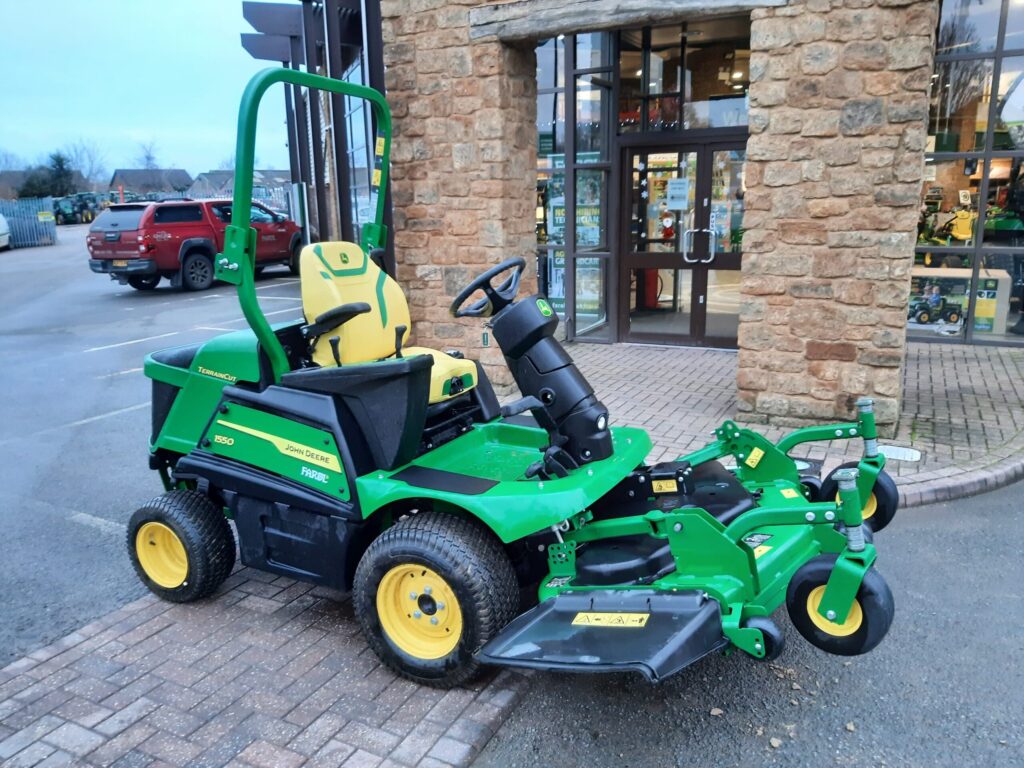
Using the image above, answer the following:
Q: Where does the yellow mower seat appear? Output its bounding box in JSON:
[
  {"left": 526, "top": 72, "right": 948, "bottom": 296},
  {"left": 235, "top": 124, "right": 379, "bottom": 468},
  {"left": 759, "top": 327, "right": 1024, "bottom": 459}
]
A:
[{"left": 299, "top": 241, "right": 476, "bottom": 404}]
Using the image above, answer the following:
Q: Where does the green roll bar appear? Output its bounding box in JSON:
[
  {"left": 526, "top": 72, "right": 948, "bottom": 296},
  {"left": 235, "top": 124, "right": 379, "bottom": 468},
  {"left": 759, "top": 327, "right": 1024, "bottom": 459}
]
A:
[{"left": 214, "top": 67, "right": 393, "bottom": 383}]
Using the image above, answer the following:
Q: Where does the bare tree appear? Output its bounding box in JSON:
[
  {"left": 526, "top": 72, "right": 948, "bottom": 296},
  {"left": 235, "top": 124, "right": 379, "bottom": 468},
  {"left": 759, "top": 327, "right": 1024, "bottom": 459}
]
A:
[
  {"left": 64, "top": 139, "right": 108, "bottom": 188},
  {"left": 217, "top": 154, "right": 236, "bottom": 170},
  {"left": 0, "top": 149, "right": 23, "bottom": 171},
  {"left": 136, "top": 141, "right": 159, "bottom": 170}
]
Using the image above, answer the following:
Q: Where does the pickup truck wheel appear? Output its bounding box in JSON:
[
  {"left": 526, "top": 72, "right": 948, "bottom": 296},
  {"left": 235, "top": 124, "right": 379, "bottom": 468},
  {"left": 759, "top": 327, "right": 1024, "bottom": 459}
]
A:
[
  {"left": 182, "top": 252, "right": 214, "bottom": 291},
  {"left": 128, "top": 275, "right": 160, "bottom": 291},
  {"left": 289, "top": 242, "right": 301, "bottom": 275}
]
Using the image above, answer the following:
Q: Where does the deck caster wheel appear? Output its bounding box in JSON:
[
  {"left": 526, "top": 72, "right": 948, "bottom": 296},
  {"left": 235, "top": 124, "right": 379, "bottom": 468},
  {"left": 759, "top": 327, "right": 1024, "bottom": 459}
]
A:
[
  {"left": 821, "top": 462, "right": 898, "bottom": 533},
  {"left": 128, "top": 490, "right": 235, "bottom": 603},
  {"left": 799, "top": 475, "right": 823, "bottom": 502},
  {"left": 743, "top": 616, "right": 785, "bottom": 661},
  {"left": 786, "top": 555, "right": 894, "bottom": 656},
  {"left": 353, "top": 512, "right": 518, "bottom": 688}
]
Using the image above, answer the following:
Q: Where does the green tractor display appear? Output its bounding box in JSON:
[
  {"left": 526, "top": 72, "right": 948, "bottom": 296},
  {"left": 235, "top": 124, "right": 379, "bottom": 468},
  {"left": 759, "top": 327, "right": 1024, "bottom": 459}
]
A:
[{"left": 127, "top": 70, "right": 898, "bottom": 688}]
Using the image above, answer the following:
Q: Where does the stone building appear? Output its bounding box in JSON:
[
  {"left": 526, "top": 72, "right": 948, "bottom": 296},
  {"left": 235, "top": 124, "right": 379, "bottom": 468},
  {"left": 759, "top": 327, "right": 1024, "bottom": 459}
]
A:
[{"left": 375, "top": 0, "right": 1024, "bottom": 437}]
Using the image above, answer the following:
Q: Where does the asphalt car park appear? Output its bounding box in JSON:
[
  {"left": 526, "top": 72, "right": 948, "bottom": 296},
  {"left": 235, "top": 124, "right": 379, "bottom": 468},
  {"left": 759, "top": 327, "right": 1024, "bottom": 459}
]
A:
[{"left": 0, "top": 224, "right": 305, "bottom": 666}]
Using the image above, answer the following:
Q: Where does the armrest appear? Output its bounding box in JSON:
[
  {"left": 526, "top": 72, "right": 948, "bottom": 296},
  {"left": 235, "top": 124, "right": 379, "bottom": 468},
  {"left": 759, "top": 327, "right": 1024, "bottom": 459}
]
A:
[{"left": 303, "top": 302, "right": 371, "bottom": 340}]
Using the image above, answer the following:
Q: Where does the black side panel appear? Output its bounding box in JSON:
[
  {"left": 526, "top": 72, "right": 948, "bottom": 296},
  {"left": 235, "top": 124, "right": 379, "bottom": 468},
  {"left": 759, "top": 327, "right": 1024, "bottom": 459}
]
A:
[
  {"left": 391, "top": 466, "right": 498, "bottom": 495},
  {"left": 151, "top": 380, "right": 179, "bottom": 445},
  {"left": 150, "top": 343, "right": 201, "bottom": 368},
  {"left": 282, "top": 356, "right": 432, "bottom": 471},
  {"left": 470, "top": 360, "right": 501, "bottom": 423},
  {"left": 478, "top": 590, "right": 728, "bottom": 682},
  {"left": 232, "top": 496, "right": 362, "bottom": 590},
  {"left": 175, "top": 451, "right": 355, "bottom": 519}
]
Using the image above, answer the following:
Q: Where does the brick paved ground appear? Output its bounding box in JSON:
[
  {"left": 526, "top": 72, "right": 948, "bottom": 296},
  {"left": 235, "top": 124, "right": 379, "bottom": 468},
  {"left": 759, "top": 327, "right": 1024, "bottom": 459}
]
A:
[
  {"left": 572, "top": 340, "right": 1024, "bottom": 507},
  {"left": 3, "top": 339, "right": 1021, "bottom": 768},
  {"left": 0, "top": 568, "right": 528, "bottom": 768}
]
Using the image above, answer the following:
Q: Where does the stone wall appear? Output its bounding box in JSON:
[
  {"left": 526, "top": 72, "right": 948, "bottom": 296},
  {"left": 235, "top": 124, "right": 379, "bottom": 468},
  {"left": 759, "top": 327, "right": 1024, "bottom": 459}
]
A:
[
  {"left": 738, "top": 0, "right": 938, "bottom": 436},
  {"left": 380, "top": 0, "right": 538, "bottom": 390}
]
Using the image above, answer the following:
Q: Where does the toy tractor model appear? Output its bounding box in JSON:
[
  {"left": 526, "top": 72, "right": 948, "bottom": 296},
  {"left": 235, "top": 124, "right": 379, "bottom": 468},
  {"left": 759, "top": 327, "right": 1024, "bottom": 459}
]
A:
[
  {"left": 127, "top": 70, "right": 899, "bottom": 688},
  {"left": 908, "top": 295, "right": 963, "bottom": 325}
]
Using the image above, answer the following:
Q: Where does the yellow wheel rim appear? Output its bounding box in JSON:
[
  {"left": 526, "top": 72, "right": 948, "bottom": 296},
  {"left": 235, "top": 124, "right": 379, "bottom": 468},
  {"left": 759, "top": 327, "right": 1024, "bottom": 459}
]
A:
[
  {"left": 376, "top": 564, "right": 463, "bottom": 660},
  {"left": 806, "top": 585, "right": 863, "bottom": 637},
  {"left": 836, "top": 491, "right": 877, "bottom": 521},
  {"left": 135, "top": 522, "right": 188, "bottom": 589}
]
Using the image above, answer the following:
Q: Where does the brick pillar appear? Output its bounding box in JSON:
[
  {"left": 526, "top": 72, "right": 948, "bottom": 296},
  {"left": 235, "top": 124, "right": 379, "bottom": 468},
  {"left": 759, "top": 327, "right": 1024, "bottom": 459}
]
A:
[
  {"left": 738, "top": 0, "right": 938, "bottom": 437},
  {"left": 380, "top": 1, "right": 538, "bottom": 390}
]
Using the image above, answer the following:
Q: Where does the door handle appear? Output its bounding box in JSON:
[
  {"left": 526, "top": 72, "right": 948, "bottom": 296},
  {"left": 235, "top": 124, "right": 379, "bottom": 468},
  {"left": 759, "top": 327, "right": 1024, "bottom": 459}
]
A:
[
  {"left": 682, "top": 229, "right": 700, "bottom": 263},
  {"left": 701, "top": 228, "right": 716, "bottom": 264}
]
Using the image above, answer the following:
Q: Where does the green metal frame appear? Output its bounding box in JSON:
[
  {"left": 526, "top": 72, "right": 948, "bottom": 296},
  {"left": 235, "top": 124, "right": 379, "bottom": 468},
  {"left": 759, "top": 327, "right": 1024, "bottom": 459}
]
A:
[{"left": 214, "top": 68, "right": 393, "bottom": 385}]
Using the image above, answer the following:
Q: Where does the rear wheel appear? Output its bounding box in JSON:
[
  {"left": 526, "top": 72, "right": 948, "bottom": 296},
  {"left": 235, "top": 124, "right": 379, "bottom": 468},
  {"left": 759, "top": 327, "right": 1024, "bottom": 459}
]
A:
[
  {"left": 181, "top": 252, "right": 214, "bottom": 291},
  {"left": 289, "top": 241, "right": 301, "bottom": 275},
  {"left": 786, "top": 555, "right": 894, "bottom": 656},
  {"left": 128, "top": 490, "right": 235, "bottom": 603},
  {"left": 820, "top": 462, "right": 898, "bottom": 532},
  {"left": 915, "top": 310, "right": 930, "bottom": 323},
  {"left": 353, "top": 512, "right": 518, "bottom": 688},
  {"left": 128, "top": 275, "right": 160, "bottom": 291}
]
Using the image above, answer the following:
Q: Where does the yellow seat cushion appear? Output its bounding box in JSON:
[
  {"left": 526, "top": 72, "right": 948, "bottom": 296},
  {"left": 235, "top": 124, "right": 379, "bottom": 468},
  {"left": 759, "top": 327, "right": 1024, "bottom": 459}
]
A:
[
  {"left": 299, "top": 241, "right": 477, "bottom": 405},
  {"left": 403, "top": 347, "right": 476, "bottom": 403}
]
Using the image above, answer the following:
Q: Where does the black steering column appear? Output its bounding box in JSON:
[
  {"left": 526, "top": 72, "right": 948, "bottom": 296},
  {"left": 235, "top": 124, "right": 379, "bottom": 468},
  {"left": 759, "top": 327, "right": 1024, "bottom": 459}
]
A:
[{"left": 450, "top": 258, "right": 614, "bottom": 470}]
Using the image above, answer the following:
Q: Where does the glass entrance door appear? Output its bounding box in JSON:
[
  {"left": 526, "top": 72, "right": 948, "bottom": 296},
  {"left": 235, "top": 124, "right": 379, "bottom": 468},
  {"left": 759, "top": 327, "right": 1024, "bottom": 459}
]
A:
[{"left": 621, "top": 142, "right": 746, "bottom": 346}]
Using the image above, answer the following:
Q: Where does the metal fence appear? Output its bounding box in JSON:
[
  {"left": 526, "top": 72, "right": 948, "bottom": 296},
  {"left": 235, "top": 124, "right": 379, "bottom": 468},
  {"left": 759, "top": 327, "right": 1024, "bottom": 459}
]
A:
[{"left": 0, "top": 197, "right": 57, "bottom": 248}]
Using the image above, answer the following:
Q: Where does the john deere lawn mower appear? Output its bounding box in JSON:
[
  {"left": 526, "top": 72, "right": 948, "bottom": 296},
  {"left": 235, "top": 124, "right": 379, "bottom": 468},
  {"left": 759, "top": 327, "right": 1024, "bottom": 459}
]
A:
[{"left": 127, "top": 70, "right": 898, "bottom": 688}]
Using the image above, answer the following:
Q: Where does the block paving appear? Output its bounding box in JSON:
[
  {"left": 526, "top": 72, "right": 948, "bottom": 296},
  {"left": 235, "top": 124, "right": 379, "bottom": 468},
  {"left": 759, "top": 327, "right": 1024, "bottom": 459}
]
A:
[
  {"left": 0, "top": 570, "right": 528, "bottom": 768},
  {"left": 573, "top": 340, "right": 1024, "bottom": 507}
]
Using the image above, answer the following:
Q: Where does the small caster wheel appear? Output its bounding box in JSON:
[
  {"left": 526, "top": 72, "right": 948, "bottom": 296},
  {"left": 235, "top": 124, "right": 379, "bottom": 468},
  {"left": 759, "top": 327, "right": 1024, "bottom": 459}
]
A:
[
  {"left": 786, "top": 554, "right": 894, "bottom": 656},
  {"left": 799, "top": 475, "right": 823, "bottom": 502},
  {"left": 821, "top": 462, "right": 899, "bottom": 533},
  {"left": 743, "top": 616, "right": 785, "bottom": 661}
]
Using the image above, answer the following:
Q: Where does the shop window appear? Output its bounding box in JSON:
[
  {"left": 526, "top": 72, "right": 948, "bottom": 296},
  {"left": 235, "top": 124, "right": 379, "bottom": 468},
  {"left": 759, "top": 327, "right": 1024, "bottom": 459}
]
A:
[
  {"left": 537, "top": 37, "right": 565, "bottom": 89},
  {"left": 936, "top": 0, "right": 1003, "bottom": 55},
  {"left": 928, "top": 59, "right": 994, "bottom": 152},
  {"left": 684, "top": 16, "right": 750, "bottom": 130},
  {"left": 575, "top": 169, "right": 607, "bottom": 249},
  {"left": 983, "top": 156, "right": 1024, "bottom": 247},
  {"left": 537, "top": 92, "right": 566, "bottom": 158},
  {"left": 994, "top": 56, "right": 1024, "bottom": 150},
  {"left": 907, "top": 253, "right": 973, "bottom": 340},
  {"left": 576, "top": 32, "right": 611, "bottom": 69},
  {"left": 977, "top": 252, "right": 1024, "bottom": 340},
  {"left": 919, "top": 157, "right": 982, "bottom": 249},
  {"left": 576, "top": 75, "right": 610, "bottom": 160},
  {"left": 575, "top": 256, "right": 611, "bottom": 339}
]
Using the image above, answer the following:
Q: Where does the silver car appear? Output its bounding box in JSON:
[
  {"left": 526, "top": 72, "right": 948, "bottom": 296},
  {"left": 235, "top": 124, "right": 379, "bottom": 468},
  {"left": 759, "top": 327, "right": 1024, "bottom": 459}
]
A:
[{"left": 0, "top": 213, "right": 10, "bottom": 250}]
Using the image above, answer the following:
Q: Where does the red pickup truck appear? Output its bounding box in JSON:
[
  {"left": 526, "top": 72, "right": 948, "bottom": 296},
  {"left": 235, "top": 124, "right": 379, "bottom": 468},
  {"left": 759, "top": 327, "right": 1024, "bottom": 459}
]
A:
[{"left": 87, "top": 200, "right": 303, "bottom": 290}]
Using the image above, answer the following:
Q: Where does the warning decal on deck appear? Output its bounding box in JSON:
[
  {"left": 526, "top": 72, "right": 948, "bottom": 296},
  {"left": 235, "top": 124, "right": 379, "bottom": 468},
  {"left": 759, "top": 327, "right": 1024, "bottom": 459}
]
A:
[
  {"left": 572, "top": 612, "right": 650, "bottom": 628},
  {"left": 652, "top": 479, "right": 678, "bottom": 494},
  {"left": 743, "top": 532, "right": 774, "bottom": 559},
  {"left": 780, "top": 488, "right": 801, "bottom": 499},
  {"left": 745, "top": 447, "right": 765, "bottom": 468}
]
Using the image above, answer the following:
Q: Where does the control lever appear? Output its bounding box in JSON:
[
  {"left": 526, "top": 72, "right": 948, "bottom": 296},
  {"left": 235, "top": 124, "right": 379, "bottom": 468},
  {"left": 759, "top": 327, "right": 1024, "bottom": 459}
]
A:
[
  {"left": 393, "top": 324, "right": 407, "bottom": 359},
  {"left": 328, "top": 336, "right": 342, "bottom": 368}
]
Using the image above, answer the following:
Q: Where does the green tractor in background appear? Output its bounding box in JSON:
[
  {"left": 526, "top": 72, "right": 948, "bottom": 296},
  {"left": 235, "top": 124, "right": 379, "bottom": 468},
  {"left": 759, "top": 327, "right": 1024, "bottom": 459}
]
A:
[{"left": 127, "top": 70, "right": 899, "bottom": 688}]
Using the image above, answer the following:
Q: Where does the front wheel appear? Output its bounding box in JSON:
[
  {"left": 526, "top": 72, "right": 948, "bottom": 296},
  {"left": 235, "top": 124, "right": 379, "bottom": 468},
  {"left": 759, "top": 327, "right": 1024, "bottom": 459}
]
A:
[
  {"left": 127, "top": 490, "right": 235, "bottom": 603},
  {"left": 128, "top": 275, "right": 160, "bottom": 291},
  {"left": 821, "top": 462, "right": 898, "bottom": 532},
  {"left": 353, "top": 512, "right": 519, "bottom": 688},
  {"left": 786, "top": 555, "right": 894, "bottom": 656},
  {"left": 181, "top": 252, "right": 214, "bottom": 291},
  {"left": 288, "top": 241, "right": 301, "bottom": 275}
]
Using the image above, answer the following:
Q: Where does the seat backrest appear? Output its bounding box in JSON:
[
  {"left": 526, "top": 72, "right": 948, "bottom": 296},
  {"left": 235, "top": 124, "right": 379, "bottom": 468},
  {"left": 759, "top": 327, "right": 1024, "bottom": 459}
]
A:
[
  {"left": 300, "top": 242, "right": 411, "bottom": 366},
  {"left": 950, "top": 210, "right": 975, "bottom": 241}
]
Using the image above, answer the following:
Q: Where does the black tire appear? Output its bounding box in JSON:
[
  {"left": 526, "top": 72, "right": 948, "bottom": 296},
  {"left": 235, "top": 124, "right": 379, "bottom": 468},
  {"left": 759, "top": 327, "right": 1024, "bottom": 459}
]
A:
[
  {"left": 128, "top": 275, "right": 160, "bottom": 291},
  {"left": 820, "top": 462, "right": 898, "bottom": 532},
  {"left": 254, "top": 266, "right": 265, "bottom": 276},
  {"left": 786, "top": 554, "right": 893, "bottom": 656},
  {"left": 915, "top": 310, "right": 930, "bottom": 323},
  {"left": 946, "top": 311, "right": 960, "bottom": 324},
  {"left": 288, "top": 241, "right": 301, "bottom": 276},
  {"left": 353, "top": 512, "right": 519, "bottom": 688},
  {"left": 181, "top": 251, "right": 214, "bottom": 291},
  {"left": 743, "top": 615, "right": 785, "bottom": 661},
  {"left": 800, "top": 475, "right": 823, "bottom": 502},
  {"left": 127, "top": 490, "right": 235, "bottom": 603}
]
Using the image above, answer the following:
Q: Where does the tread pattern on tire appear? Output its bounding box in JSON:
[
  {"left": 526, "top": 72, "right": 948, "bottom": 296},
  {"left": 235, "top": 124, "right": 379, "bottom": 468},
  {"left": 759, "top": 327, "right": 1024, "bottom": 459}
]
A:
[
  {"left": 353, "top": 511, "right": 519, "bottom": 688},
  {"left": 128, "top": 490, "right": 235, "bottom": 603}
]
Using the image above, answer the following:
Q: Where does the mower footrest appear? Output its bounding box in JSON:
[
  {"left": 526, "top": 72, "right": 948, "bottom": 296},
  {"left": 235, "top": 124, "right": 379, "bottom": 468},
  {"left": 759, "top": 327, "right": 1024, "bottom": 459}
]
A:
[{"left": 477, "top": 589, "right": 727, "bottom": 682}]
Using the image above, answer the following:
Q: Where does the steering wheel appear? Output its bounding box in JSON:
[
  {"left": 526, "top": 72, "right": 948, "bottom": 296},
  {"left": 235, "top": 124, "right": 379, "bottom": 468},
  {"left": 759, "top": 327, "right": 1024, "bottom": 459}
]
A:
[{"left": 449, "top": 257, "right": 527, "bottom": 318}]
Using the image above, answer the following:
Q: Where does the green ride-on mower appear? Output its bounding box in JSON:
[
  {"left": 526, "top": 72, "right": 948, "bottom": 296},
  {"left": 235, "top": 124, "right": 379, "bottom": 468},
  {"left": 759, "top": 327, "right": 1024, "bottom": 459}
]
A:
[{"left": 127, "top": 70, "right": 899, "bottom": 688}]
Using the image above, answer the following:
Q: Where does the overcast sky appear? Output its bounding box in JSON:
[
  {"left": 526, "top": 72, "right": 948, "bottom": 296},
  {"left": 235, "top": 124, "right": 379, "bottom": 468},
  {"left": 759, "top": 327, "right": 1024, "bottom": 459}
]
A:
[{"left": 0, "top": 0, "right": 291, "bottom": 179}]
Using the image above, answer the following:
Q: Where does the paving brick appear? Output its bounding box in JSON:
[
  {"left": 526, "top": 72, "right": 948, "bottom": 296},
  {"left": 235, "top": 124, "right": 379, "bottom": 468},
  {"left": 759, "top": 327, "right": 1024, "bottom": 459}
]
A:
[
  {"left": 3, "top": 740, "right": 56, "bottom": 768},
  {"left": 426, "top": 736, "right": 473, "bottom": 766},
  {"left": 342, "top": 748, "right": 384, "bottom": 767},
  {"left": 85, "top": 723, "right": 157, "bottom": 767},
  {"left": 40, "top": 722, "right": 105, "bottom": 756},
  {"left": 337, "top": 720, "right": 403, "bottom": 757},
  {"left": 309, "top": 739, "right": 357, "bottom": 767},
  {"left": 0, "top": 715, "right": 65, "bottom": 760},
  {"left": 237, "top": 739, "right": 305, "bottom": 768},
  {"left": 94, "top": 697, "right": 159, "bottom": 738},
  {"left": 138, "top": 729, "right": 204, "bottom": 766}
]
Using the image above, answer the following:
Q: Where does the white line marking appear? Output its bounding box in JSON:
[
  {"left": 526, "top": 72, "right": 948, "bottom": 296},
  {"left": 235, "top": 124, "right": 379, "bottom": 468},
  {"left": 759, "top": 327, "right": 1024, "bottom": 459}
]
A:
[
  {"left": 256, "top": 279, "right": 299, "bottom": 290},
  {"left": 95, "top": 367, "right": 143, "bottom": 379},
  {"left": 85, "top": 332, "right": 178, "bottom": 353},
  {"left": 69, "top": 512, "right": 125, "bottom": 536},
  {"left": 193, "top": 325, "right": 235, "bottom": 332},
  {"left": 258, "top": 296, "right": 302, "bottom": 301},
  {"left": 222, "top": 307, "right": 303, "bottom": 325},
  {"left": 0, "top": 403, "right": 149, "bottom": 446}
]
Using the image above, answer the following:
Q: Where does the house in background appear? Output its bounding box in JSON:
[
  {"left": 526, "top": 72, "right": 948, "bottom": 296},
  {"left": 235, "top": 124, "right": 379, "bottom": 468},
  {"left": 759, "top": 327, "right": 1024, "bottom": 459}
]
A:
[{"left": 107, "top": 169, "right": 193, "bottom": 198}]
